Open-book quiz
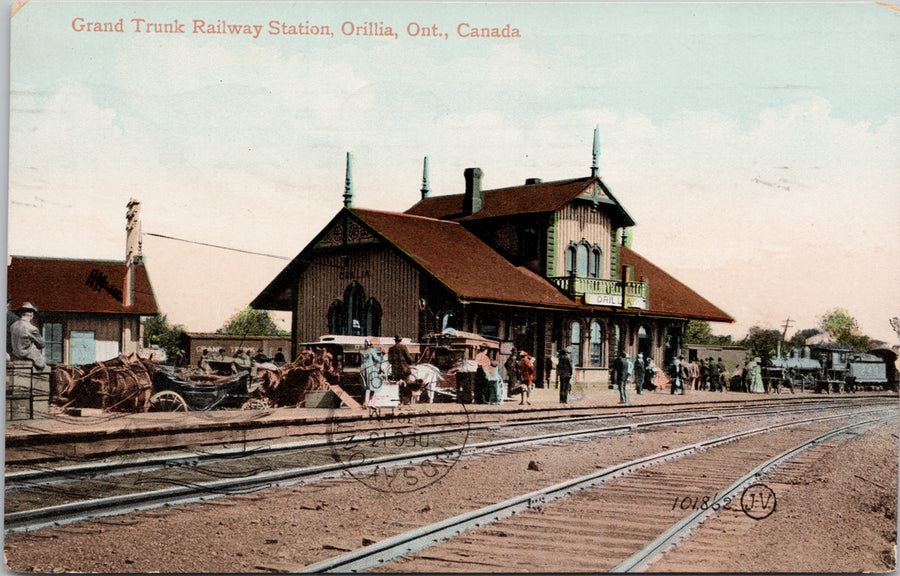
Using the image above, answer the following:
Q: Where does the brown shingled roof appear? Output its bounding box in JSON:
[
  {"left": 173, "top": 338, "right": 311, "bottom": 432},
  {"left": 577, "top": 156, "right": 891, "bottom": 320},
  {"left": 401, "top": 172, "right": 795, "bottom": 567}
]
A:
[
  {"left": 620, "top": 246, "right": 733, "bottom": 323},
  {"left": 351, "top": 209, "right": 579, "bottom": 309},
  {"left": 8, "top": 256, "right": 159, "bottom": 316},
  {"left": 407, "top": 176, "right": 635, "bottom": 227}
]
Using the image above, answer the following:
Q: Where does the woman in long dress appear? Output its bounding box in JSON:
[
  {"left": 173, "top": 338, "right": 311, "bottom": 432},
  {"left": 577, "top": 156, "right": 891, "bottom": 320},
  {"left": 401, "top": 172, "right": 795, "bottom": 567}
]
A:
[
  {"left": 360, "top": 340, "right": 385, "bottom": 408},
  {"left": 748, "top": 357, "right": 765, "bottom": 393}
]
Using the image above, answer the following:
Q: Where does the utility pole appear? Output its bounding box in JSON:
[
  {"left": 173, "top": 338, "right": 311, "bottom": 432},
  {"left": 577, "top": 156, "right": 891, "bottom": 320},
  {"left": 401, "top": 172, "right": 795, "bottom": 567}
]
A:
[
  {"left": 781, "top": 317, "right": 794, "bottom": 342},
  {"left": 778, "top": 317, "right": 794, "bottom": 359}
]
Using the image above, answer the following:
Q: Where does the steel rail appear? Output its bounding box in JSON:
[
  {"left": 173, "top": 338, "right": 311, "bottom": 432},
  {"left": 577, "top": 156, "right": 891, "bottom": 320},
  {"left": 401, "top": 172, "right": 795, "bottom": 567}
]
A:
[
  {"left": 298, "top": 408, "right": 893, "bottom": 573},
  {"left": 611, "top": 415, "right": 890, "bottom": 572},
  {"left": 5, "top": 402, "right": 882, "bottom": 535},
  {"left": 7, "top": 397, "right": 887, "bottom": 492},
  {"left": 1, "top": 411, "right": 732, "bottom": 534}
]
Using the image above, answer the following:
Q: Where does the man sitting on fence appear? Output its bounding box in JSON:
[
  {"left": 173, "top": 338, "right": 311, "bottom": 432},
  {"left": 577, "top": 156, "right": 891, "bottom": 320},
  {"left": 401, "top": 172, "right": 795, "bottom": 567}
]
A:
[{"left": 10, "top": 302, "right": 46, "bottom": 370}]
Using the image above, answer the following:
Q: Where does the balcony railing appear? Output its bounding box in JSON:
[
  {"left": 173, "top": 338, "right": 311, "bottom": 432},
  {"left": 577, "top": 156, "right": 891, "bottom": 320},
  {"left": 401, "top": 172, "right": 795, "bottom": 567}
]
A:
[{"left": 548, "top": 276, "right": 649, "bottom": 310}]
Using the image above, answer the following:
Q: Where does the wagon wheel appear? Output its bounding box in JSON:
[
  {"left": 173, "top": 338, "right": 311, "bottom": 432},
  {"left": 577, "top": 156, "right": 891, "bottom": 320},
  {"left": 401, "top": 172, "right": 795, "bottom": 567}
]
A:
[
  {"left": 241, "top": 398, "right": 271, "bottom": 411},
  {"left": 148, "top": 390, "right": 189, "bottom": 412}
]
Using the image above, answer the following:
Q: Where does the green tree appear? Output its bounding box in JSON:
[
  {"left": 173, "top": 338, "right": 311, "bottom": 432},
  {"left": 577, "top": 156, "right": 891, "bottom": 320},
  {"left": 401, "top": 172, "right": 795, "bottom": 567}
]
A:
[
  {"left": 218, "top": 307, "right": 289, "bottom": 337},
  {"left": 789, "top": 328, "right": 821, "bottom": 348},
  {"left": 685, "top": 320, "right": 714, "bottom": 345},
  {"left": 685, "top": 320, "right": 733, "bottom": 346},
  {"left": 143, "top": 314, "right": 187, "bottom": 365},
  {"left": 819, "top": 308, "right": 872, "bottom": 350},
  {"left": 739, "top": 326, "right": 782, "bottom": 363}
]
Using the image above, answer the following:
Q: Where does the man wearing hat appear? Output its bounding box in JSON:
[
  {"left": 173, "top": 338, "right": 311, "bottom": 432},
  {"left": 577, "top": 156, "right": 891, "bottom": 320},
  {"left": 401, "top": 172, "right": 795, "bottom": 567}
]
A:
[
  {"left": 557, "top": 348, "right": 573, "bottom": 404},
  {"left": 10, "top": 302, "right": 46, "bottom": 370},
  {"left": 388, "top": 334, "right": 414, "bottom": 384}
]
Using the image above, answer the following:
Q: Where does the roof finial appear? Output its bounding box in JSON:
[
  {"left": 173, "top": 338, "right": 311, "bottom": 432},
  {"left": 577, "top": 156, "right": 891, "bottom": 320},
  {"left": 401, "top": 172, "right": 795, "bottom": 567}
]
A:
[
  {"left": 420, "top": 156, "right": 431, "bottom": 200},
  {"left": 343, "top": 152, "right": 354, "bottom": 207},
  {"left": 591, "top": 125, "right": 600, "bottom": 178}
]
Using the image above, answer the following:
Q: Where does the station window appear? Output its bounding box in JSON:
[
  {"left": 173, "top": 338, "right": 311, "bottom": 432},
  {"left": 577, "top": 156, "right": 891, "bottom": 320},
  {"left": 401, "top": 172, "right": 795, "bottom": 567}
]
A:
[
  {"left": 327, "top": 284, "right": 381, "bottom": 336},
  {"left": 42, "top": 322, "right": 63, "bottom": 364},
  {"left": 576, "top": 244, "right": 589, "bottom": 277},
  {"left": 364, "top": 298, "right": 382, "bottom": 337},
  {"left": 590, "top": 247, "right": 603, "bottom": 278},
  {"left": 589, "top": 321, "right": 604, "bottom": 367},
  {"left": 441, "top": 311, "right": 458, "bottom": 332},
  {"left": 570, "top": 321, "right": 583, "bottom": 367},
  {"left": 520, "top": 225, "right": 540, "bottom": 261},
  {"left": 478, "top": 313, "right": 499, "bottom": 338},
  {"left": 566, "top": 244, "right": 576, "bottom": 276}
]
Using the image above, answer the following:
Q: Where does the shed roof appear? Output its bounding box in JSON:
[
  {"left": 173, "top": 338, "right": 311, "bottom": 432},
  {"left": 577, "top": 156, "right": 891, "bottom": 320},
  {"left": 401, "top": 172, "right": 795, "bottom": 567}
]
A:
[{"left": 8, "top": 256, "right": 159, "bottom": 316}]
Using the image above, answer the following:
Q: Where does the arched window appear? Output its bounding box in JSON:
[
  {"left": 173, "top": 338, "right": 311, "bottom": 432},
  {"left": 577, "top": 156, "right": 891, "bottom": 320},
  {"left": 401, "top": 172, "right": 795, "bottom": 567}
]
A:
[
  {"left": 441, "top": 311, "right": 458, "bottom": 332},
  {"left": 570, "top": 321, "right": 583, "bottom": 367},
  {"left": 327, "top": 300, "right": 345, "bottom": 335},
  {"left": 613, "top": 324, "right": 622, "bottom": 357},
  {"left": 590, "top": 321, "right": 604, "bottom": 367},
  {"left": 591, "top": 246, "right": 603, "bottom": 278},
  {"left": 638, "top": 325, "right": 652, "bottom": 361},
  {"left": 327, "top": 284, "right": 381, "bottom": 336},
  {"left": 364, "top": 298, "right": 382, "bottom": 337},
  {"left": 343, "top": 282, "right": 366, "bottom": 335},
  {"left": 576, "top": 243, "right": 589, "bottom": 277},
  {"left": 566, "top": 243, "right": 577, "bottom": 276}
]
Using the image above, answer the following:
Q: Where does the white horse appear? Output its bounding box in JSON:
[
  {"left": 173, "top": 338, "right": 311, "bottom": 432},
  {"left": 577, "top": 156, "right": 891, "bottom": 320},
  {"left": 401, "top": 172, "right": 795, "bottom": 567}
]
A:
[{"left": 408, "top": 363, "right": 444, "bottom": 403}]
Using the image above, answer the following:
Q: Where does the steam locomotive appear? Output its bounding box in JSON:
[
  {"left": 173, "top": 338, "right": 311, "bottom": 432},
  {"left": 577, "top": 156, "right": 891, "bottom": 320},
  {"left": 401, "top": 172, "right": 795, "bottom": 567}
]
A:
[{"left": 769, "top": 344, "right": 894, "bottom": 393}]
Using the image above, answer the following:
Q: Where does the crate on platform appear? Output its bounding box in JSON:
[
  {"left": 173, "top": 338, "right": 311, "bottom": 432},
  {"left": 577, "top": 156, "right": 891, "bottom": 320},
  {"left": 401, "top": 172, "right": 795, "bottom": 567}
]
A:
[{"left": 5, "top": 360, "right": 51, "bottom": 421}]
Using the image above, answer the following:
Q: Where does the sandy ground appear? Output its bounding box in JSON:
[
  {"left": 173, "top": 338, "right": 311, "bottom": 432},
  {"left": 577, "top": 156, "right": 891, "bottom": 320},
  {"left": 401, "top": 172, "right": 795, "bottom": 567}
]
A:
[
  {"left": 4, "top": 395, "right": 896, "bottom": 573},
  {"left": 5, "top": 414, "right": 799, "bottom": 573},
  {"left": 655, "top": 418, "right": 899, "bottom": 573}
]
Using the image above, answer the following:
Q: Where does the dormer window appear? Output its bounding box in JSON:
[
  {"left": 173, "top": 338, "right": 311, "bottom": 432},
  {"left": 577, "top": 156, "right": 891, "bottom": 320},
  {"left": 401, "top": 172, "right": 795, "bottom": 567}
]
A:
[
  {"left": 590, "top": 247, "right": 603, "bottom": 278},
  {"left": 576, "top": 243, "right": 589, "bottom": 277},
  {"left": 567, "top": 241, "right": 603, "bottom": 278},
  {"left": 520, "top": 224, "right": 540, "bottom": 261},
  {"left": 566, "top": 243, "right": 576, "bottom": 276}
]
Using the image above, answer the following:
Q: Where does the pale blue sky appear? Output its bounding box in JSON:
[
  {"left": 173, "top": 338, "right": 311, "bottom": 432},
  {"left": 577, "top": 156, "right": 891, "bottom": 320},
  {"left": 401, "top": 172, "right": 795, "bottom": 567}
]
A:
[{"left": 6, "top": 1, "right": 900, "bottom": 342}]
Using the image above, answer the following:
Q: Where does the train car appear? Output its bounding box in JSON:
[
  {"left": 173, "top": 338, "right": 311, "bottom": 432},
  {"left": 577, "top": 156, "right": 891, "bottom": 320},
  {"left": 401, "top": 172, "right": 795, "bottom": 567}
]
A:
[
  {"left": 868, "top": 347, "right": 899, "bottom": 391},
  {"left": 772, "top": 345, "right": 890, "bottom": 393}
]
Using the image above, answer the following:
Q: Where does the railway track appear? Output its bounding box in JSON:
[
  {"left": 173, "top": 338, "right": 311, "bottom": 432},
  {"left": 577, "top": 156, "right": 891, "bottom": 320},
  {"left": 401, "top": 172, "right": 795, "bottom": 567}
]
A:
[
  {"left": 301, "top": 410, "right": 894, "bottom": 573},
  {"left": 6, "top": 395, "right": 886, "bottom": 488},
  {"left": 7, "top": 394, "right": 892, "bottom": 468},
  {"left": 4, "top": 398, "right": 892, "bottom": 536}
]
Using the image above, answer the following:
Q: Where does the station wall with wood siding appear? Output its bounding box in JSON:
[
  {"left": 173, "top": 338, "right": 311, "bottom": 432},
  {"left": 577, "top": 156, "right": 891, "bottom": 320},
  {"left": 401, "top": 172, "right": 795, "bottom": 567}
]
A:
[{"left": 295, "top": 246, "right": 421, "bottom": 344}]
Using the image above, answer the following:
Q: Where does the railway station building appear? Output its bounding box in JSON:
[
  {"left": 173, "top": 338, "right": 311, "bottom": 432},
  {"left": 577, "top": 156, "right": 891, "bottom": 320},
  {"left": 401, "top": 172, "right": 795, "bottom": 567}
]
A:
[{"left": 253, "top": 138, "right": 732, "bottom": 386}]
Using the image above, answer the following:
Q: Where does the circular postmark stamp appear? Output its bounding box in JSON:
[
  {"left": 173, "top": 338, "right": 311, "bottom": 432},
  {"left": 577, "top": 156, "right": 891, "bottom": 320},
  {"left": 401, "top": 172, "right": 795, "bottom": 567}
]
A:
[
  {"left": 740, "top": 482, "right": 777, "bottom": 520},
  {"left": 326, "top": 403, "right": 471, "bottom": 493}
]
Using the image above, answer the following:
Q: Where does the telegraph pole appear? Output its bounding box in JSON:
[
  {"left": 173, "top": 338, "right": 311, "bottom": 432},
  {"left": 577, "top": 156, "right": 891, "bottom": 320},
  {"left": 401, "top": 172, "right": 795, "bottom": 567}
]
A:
[
  {"left": 778, "top": 317, "right": 794, "bottom": 359},
  {"left": 781, "top": 317, "right": 794, "bottom": 342}
]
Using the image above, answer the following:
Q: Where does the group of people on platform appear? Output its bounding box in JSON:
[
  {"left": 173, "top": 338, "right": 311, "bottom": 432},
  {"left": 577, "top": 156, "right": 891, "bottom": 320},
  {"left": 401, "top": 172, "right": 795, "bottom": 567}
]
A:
[
  {"left": 611, "top": 351, "right": 660, "bottom": 405},
  {"left": 358, "top": 334, "right": 777, "bottom": 409},
  {"left": 504, "top": 346, "right": 537, "bottom": 405}
]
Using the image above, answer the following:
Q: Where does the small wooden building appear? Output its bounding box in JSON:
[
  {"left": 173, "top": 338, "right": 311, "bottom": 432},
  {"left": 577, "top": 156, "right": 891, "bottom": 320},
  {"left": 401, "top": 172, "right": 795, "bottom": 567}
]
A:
[
  {"left": 7, "top": 256, "right": 159, "bottom": 365},
  {"left": 6, "top": 200, "right": 160, "bottom": 365}
]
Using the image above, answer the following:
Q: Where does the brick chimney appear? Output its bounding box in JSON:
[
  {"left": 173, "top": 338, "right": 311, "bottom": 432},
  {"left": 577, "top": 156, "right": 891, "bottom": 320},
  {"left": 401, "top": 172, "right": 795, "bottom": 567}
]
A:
[
  {"left": 463, "top": 168, "right": 484, "bottom": 215},
  {"left": 124, "top": 198, "right": 141, "bottom": 306}
]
